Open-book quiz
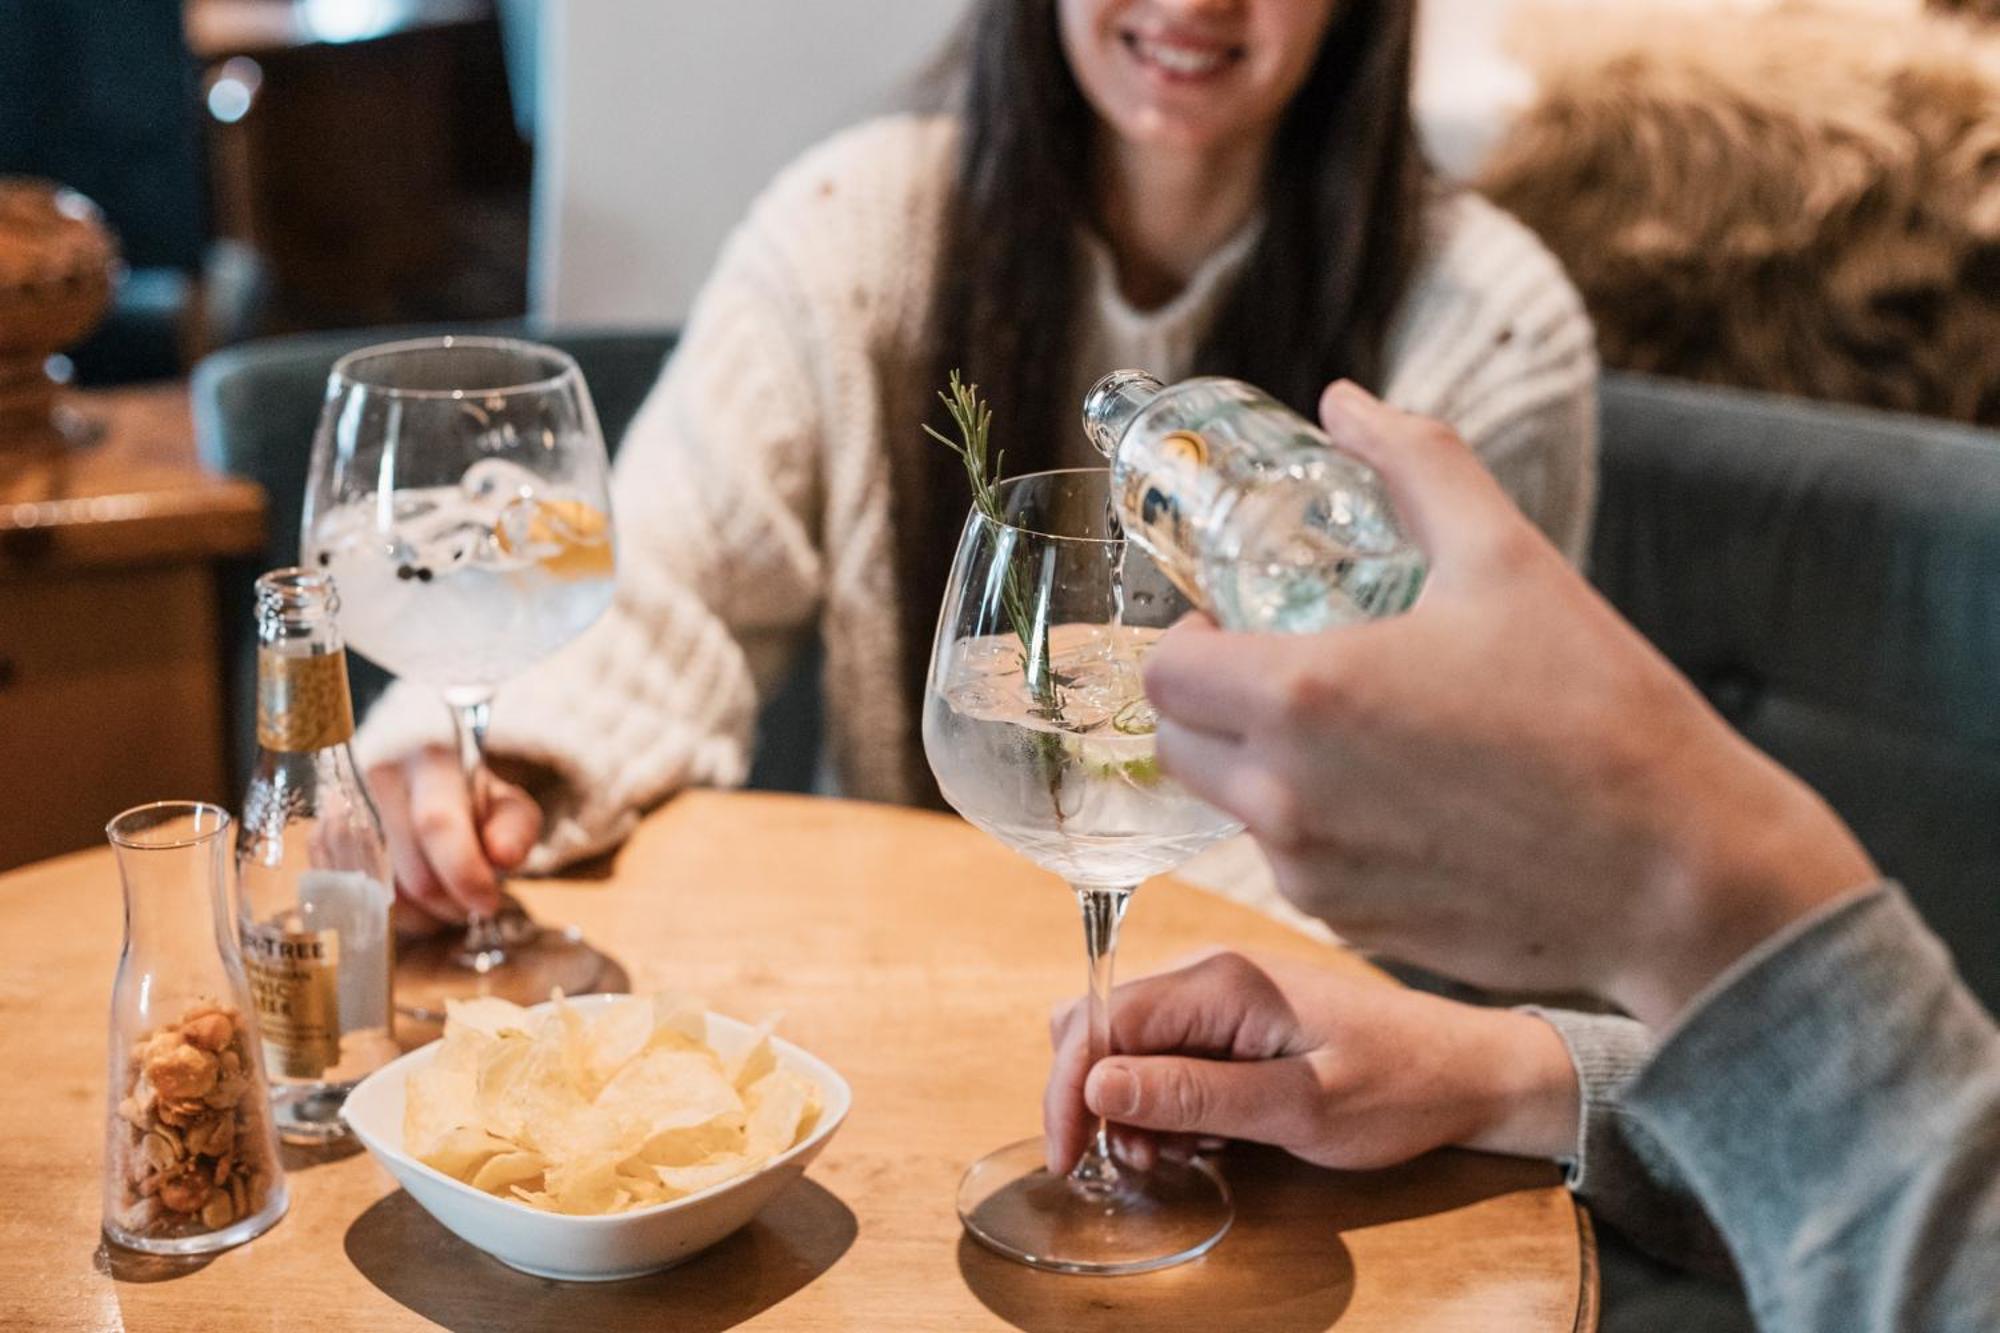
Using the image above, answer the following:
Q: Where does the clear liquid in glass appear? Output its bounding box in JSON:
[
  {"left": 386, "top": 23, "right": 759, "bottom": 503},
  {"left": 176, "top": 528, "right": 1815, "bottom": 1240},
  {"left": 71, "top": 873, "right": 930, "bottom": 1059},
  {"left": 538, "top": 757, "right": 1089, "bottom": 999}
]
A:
[
  {"left": 308, "top": 461, "right": 614, "bottom": 693},
  {"left": 928, "top": 623, "right": 1238, "bottom": 885}
]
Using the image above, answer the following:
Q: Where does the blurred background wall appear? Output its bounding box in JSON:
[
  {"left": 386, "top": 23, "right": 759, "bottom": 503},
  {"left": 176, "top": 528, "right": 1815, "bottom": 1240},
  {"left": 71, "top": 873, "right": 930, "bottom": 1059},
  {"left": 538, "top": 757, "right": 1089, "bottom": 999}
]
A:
[{"left": 530, "top": 0, "right": 970, "bottom": 326}]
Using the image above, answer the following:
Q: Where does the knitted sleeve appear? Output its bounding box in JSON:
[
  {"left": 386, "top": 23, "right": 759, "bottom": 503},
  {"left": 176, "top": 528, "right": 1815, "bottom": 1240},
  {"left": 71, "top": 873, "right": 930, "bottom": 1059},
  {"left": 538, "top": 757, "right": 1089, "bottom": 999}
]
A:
[
  {"left": 354, "top": 201, "right": 828, "bottom": 870},
  {"left": 1627, "top": 883, "right": 2000, "bottom": 1330},
  {"left": 1384, "top": 192, "right": 1601, "bottom": 566},
  {"left": 1527, "top": 1007, "right": 1737, "bottom": 1279}
]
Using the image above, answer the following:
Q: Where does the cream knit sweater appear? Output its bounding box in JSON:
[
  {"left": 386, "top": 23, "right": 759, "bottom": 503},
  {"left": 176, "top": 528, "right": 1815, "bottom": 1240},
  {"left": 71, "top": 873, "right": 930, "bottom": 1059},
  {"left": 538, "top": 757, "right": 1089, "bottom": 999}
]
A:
[{"left": 356, "top": 115, "right": 1599, "bottom": 874}]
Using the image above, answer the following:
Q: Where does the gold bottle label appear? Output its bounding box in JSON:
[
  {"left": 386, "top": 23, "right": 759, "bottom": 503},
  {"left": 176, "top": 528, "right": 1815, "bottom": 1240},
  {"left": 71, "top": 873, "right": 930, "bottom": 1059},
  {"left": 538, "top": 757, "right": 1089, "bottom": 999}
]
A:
[
  {"left": 1120, "top": 429, "right": 1212, "bottom": 605},
  {"left": 256, "top": 647, "right": 356, "bottom": 751},
  {"left": 243, "top": 926, "right": 342, "bottom": 1078}
]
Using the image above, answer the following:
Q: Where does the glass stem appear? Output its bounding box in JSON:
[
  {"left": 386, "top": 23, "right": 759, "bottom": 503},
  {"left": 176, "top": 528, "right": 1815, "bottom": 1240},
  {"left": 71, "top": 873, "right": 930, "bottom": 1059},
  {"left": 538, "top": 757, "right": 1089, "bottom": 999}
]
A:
[
  {"left": 1068, "top": 883, "right": 1133, "bottom": 1197},
  {"left": 448, "top": 696, "right": 506, "bottom": 970}
]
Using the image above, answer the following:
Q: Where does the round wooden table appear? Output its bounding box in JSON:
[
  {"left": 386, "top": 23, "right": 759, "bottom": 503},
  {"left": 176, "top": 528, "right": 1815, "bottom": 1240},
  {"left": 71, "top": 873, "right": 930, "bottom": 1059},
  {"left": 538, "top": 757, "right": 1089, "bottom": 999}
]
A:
[{"left": 1, "top": 792, "right": 1597, "bottom": 1330}]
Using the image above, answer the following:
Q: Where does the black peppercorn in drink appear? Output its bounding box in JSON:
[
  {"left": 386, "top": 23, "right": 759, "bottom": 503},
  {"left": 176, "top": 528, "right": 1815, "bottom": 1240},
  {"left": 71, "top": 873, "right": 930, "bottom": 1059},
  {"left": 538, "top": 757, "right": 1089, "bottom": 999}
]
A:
[
  {"left": 305, "top": 457, "right": 614, "bottom": 694},
  {"left": 236, "top": 568, "right": 400, "bottom": 1144}
]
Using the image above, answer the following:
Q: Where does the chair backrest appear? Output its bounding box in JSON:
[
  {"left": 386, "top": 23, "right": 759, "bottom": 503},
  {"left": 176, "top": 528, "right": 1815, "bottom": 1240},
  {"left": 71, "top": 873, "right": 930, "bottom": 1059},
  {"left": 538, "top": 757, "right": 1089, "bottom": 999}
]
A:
[{"left": 1593, "top": 371, "right": 2000, "bottom": 1009}]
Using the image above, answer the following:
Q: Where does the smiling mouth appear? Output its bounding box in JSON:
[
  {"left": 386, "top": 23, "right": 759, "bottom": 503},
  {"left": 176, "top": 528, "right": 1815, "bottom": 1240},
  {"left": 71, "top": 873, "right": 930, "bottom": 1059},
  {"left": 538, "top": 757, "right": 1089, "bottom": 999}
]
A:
[{"left": 1120, "top": 29, "right": 1246, "bottom": 80}]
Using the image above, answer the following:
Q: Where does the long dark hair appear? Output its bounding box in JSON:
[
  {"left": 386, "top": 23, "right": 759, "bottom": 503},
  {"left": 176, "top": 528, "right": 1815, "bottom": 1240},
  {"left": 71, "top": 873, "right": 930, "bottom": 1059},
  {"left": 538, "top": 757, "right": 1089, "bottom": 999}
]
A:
[{"left": 894, "top": 0, "right": 1429, "bottom": 801}]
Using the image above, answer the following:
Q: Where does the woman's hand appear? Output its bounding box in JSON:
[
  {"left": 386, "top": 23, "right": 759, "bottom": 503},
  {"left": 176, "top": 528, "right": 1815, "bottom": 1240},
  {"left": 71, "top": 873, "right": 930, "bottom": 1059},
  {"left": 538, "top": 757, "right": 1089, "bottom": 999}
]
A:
[
  {"left": 1144, "top": 383, "right": 1876, "bottom": 1025},
  {"left": 365, "top": 745, "right": 543, "bottom": 933},
  {"left": 1043, "top": 951, "right": 1580, "bottom": 1176}
]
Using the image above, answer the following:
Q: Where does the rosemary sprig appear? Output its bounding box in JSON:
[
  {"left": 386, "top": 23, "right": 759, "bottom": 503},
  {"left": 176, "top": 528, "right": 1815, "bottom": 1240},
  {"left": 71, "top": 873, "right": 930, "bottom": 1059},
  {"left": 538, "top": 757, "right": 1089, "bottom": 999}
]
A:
[
  {"left": 925, "top": 371, "right": 1061, "bottom": 717},
  {"left": 928, "top": 371, "right": 1072, "bottom": 823},
  {"left": 923, "top": 370, "right": 1003, "bottom": 523}
]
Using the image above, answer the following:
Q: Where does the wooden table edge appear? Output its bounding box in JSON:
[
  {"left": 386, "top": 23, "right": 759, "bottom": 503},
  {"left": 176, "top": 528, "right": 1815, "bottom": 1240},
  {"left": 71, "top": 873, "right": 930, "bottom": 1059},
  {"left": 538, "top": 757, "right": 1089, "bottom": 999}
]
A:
[{"left": 1572, "top": 1199, "right": 1602, "bottom": 1333}]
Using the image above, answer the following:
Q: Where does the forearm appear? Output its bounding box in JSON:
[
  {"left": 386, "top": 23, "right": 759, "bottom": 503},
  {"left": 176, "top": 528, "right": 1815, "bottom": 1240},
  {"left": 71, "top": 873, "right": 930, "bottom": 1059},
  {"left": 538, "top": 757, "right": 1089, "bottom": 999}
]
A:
[
  {"left": 1627, "top": 883, "right": 2000, "bottom": 1329},
  {"left": 1608, "top": 725, "right": 1879, "bottom": 1029}
]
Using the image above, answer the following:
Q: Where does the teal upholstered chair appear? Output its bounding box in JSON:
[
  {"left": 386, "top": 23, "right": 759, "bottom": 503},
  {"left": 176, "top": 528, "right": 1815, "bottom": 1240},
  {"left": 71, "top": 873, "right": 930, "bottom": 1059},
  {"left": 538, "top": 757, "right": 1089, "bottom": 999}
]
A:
[
  {"left": 1592, "top": 372, "right": 2000, "bottom": 1012},
  {"left": 190, "top": 324, "right": 823, "bottom": 796}
]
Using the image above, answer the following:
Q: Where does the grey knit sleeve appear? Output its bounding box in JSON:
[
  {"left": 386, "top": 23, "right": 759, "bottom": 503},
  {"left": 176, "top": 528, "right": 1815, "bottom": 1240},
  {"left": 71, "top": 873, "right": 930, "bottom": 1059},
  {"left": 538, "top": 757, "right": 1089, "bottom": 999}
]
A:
[
  {"left": 1524, "top": 1006, "right": 1736, "bottom": 1277},
  {"left": 1624, "top": 883, "right": 2000, "bottom": 1331}
]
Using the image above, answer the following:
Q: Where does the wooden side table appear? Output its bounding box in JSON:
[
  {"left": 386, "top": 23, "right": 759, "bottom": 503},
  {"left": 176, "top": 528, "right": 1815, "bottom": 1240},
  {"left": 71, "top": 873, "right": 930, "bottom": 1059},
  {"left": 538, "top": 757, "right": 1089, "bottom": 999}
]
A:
[{"left": 0, "top": 384, "right": 265, "bottom": 870}]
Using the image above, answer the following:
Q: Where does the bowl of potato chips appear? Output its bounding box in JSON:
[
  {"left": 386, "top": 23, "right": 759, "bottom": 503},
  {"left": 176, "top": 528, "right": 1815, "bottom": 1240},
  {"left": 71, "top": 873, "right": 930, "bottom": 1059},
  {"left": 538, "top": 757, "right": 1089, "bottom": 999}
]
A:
[{"left": 341, "top": 991, "right": 848, "bottom": 1281}]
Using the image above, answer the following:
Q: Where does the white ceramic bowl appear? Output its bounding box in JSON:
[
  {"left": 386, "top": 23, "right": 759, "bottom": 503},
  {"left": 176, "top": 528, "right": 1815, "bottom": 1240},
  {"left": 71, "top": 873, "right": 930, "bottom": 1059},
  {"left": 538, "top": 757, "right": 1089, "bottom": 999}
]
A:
[{"left": 341, "top": 994, "right": 851, "bottom": 1282}]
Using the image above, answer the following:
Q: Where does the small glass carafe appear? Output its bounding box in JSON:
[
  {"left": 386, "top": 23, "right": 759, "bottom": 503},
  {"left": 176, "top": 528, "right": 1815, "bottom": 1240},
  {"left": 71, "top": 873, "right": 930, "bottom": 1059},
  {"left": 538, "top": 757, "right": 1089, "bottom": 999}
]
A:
[{"left": 103, "top": 802, "right": 289, "bottom": 1255}]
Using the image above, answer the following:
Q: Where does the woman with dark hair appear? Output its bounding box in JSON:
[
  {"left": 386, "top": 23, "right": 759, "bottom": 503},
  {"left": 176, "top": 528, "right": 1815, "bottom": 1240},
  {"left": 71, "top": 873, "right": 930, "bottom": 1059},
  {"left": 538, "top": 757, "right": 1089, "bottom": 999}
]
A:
[{"left": 358, "top": 0, "right": 1596, "bottom": 920}]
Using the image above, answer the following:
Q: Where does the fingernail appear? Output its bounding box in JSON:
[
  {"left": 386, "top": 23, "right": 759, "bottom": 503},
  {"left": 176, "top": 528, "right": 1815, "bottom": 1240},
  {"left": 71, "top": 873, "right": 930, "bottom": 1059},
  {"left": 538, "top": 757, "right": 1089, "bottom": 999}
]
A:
[{"left": 1090, "top": 1065, "right": 1139, "bottom": 1118}]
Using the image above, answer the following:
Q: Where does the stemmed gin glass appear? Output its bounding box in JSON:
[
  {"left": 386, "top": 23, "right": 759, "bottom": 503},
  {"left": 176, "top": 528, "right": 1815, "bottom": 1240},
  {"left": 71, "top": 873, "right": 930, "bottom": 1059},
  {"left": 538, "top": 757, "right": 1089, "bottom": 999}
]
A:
[
  {"left": 924, "top": 468, "right": 1244, "bottom": 1274},
  {"left": 302, "top": 337, "right": 617, "bottom": 1020}
]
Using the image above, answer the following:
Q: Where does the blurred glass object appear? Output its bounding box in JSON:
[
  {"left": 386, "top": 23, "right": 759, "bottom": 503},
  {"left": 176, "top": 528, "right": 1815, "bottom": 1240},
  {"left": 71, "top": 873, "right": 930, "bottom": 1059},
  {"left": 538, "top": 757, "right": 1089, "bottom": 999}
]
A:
[
  {"left": 205, "top": 57, "right": 262, "bottom": 125},
  {"left": 300, "top": 0, "right": 408, "bottom": 46}
]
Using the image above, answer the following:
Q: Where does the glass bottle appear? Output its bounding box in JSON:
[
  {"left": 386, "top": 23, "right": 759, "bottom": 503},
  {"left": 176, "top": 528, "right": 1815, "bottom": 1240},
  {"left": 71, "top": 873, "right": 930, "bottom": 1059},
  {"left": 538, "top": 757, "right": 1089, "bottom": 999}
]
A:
[
  {"left": 104, "top": 802, "right": 288, "bottom": 1255},
  {"left": 236, "top": 568, "right": 397, "bottom": 1144},
  {"left": 1083, "top": 369, "right": 1427, "bottom": 632}
]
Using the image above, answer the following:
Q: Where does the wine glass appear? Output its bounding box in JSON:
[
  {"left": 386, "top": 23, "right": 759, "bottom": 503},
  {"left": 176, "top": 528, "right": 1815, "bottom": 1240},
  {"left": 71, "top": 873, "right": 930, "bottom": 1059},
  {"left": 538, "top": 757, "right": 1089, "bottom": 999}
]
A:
[
  {"left": 301, "top": 336, "right": 617, "bottom": 1021},
  {"left": 923, "top": 467, "right": 1245, "bottom": 1275}
]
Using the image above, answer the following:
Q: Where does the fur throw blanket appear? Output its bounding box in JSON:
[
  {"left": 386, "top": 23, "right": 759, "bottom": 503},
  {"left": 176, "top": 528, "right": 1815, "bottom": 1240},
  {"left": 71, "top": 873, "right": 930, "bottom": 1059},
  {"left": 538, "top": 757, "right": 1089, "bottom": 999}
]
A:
[{"left": 1481, "top": 4, "right": 2000, "bottom": 423}]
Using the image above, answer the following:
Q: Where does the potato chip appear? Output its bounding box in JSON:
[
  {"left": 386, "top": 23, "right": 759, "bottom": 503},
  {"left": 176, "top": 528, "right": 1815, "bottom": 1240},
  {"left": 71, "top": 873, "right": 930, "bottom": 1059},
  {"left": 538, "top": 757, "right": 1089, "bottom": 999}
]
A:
[
  {"left": 404, "top": 1036, "right": 479, "bottom": 1150},
  {"left": 470, "top": 1150, "right": 546, "bottom": 1195},
  {"left": 596, "top": 1049, "right": 739, "bottom": 1138},
  {"left": 543, "top": 1151, "right": 626, "bottom": 1215},
  {"left": 415, "top": 1125, "right": 512, "bottom": 1178},
  {"left": 445, "top": 996, "right": 535, "bottom": 1040},
  {"left": 744, "top": 1069, "right": 820, "bottom": 1160},
  {"left": 654, "top": 1155, "right": 756, "bottom": 1198},
  {"left": 403, "top": 993, "right": 819, "bottom": 1214},
  {"left": 638, "top": 1114, "right": 745, "bottom": 1168},
  {"left": 728, "top": 1023, "right": 778, "bottom": 1092},
  {"left": 476, "top": 1032, "right": 585, "bottom": 1147},
  {"left": 578, "top": 995, "right": 654, "bottom": 1080}
]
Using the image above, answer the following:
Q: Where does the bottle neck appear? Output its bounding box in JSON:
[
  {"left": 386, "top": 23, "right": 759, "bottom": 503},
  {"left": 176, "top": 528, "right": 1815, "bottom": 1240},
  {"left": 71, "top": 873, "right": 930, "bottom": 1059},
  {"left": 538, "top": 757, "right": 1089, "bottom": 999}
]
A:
[
  {"left": 108, "top": 804, "right": 236, "bottom": 973},
  {"left": 1082, "top": 369, "right": 1165, "bottom": 459},
  {"left": 254, "top": 568, "right": 356, "bottom": 753},
  {"left": 255, "top": 566, "right": 346, "bottom": 655}
]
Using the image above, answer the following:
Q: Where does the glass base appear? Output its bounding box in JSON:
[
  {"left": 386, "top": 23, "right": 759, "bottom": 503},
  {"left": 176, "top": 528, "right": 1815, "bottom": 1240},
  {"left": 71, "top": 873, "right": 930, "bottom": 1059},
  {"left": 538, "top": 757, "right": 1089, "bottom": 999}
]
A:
[
  {"left": 395, "top": 916, "right": 610, "bottom": 1023},
  {"left": 104, "top": 1180, "right": 289, "bottom": 1257},
  {"left": 957, "top": 1137, "right": 1232, "bottom": 1275},
  {"left": 273, "top": 1085, "right": 354, "bottom": 1145}
]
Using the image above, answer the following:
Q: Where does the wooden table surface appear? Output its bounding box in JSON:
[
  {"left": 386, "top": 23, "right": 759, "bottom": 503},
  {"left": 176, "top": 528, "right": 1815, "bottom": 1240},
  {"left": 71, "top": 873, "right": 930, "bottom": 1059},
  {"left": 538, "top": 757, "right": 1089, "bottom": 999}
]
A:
[{"left": 0, "top": 792, "right": 1597, "bottom": 1331}]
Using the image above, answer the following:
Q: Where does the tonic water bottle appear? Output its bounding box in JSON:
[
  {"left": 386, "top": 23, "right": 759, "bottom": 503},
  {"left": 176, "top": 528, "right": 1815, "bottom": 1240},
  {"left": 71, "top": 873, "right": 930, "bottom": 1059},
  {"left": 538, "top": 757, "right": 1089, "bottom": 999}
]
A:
[
  {"left": 235, "top": 568, "right": 397, "bottom": 1143},
  {"left": 1082, "top": 369, "right": 1426, "bottom": 632}
]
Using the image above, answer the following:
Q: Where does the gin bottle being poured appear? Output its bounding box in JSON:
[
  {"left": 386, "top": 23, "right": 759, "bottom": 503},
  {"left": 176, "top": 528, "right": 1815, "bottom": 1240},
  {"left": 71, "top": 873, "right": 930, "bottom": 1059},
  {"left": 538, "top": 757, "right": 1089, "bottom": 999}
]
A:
[{"left": 1082, "top": 370, "right": 1427, "bottom": 633}]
